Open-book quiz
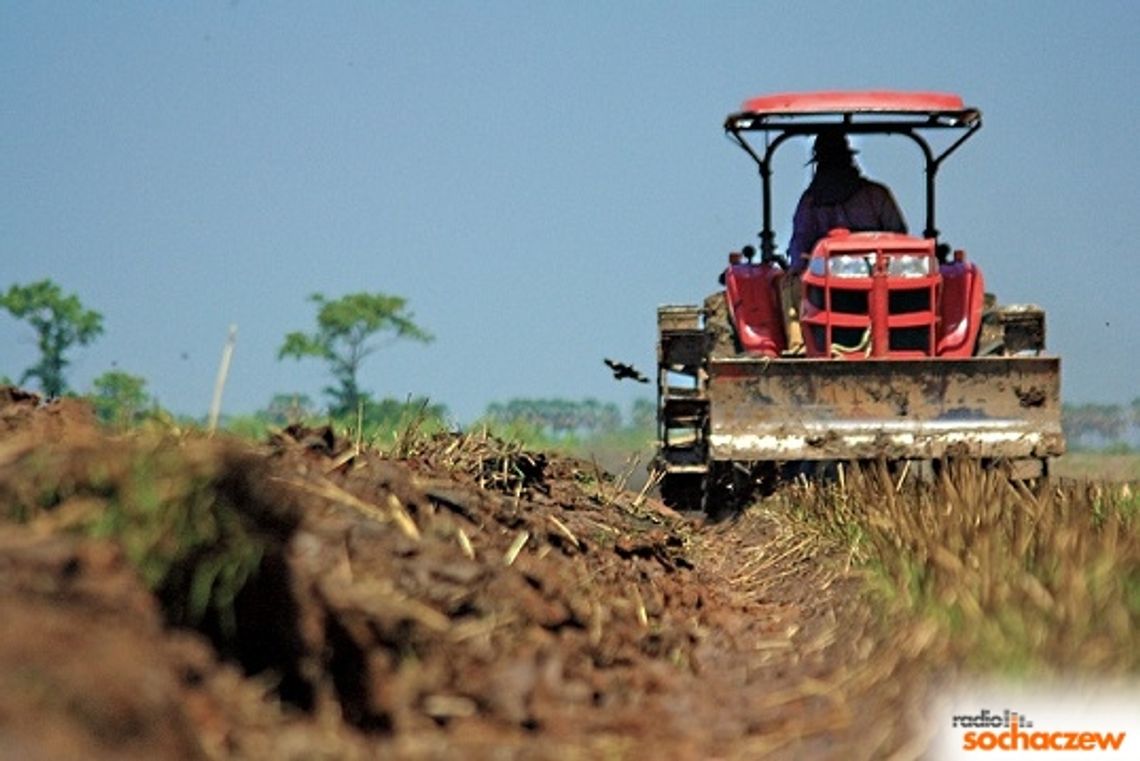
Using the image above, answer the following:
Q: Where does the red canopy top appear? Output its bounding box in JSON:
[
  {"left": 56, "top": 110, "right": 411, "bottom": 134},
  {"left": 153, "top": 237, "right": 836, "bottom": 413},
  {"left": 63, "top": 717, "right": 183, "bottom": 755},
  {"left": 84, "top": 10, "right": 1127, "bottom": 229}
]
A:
[
  {"left": 724, "top": 90, "right": 984, "bottom": 253},
  {"left": 739, "top": 90, "right": 967, "bottom": 115}
]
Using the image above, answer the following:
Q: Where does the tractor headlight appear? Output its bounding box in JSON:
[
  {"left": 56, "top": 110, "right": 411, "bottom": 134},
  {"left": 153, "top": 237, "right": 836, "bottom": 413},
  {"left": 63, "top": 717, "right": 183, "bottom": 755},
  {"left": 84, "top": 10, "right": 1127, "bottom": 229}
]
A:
[
  {"left": 828, "top": 254, "right": 873, "bottom": 278},
  {"left": 886, "top": 254, "right": 932, "bottom": 278}
]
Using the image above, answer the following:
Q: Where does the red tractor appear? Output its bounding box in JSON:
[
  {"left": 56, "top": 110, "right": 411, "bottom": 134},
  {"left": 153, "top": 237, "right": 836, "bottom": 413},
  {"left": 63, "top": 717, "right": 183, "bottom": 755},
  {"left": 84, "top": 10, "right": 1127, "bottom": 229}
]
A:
[{"left": 656, "top": 91, "right": 1064, "bottom": 509}]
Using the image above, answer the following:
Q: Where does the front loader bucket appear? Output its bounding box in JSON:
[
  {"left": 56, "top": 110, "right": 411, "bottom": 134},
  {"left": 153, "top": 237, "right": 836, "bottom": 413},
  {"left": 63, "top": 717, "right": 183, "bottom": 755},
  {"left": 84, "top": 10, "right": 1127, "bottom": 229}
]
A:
[{"left": 706, "top": 356, "right": 1064, "bottom": 462}]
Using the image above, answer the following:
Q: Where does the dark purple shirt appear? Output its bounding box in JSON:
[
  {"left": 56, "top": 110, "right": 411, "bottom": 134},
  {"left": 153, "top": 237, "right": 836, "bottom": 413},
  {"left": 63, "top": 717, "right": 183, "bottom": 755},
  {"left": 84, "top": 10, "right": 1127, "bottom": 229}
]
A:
[{"left": 787, "top": 178, "right": 907, "bottom": 274}]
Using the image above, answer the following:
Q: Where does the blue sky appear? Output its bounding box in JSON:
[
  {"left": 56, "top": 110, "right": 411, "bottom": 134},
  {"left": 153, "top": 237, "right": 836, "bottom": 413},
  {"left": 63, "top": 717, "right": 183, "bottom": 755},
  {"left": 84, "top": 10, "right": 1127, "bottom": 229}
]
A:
[{"left": 3, "top": 2, "right": 1138, "bottom": 424}]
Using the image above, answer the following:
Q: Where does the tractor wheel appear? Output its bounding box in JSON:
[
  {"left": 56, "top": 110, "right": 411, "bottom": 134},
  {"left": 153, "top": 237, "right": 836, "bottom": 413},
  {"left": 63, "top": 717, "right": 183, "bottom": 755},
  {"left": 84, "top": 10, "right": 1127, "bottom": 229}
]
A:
[
  {"left": 752, "top": 461, "right": 786, "bottom": 497},
  {"left": 704, "top": 463, "right": 740, "bottom": 520},
  {"left": 659, "top": 472, "right": 706, "bottom": 513}
]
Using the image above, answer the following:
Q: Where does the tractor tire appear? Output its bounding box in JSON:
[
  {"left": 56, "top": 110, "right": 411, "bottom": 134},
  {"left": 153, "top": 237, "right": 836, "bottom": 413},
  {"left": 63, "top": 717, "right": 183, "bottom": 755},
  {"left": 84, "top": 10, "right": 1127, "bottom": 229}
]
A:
[{"left": 659, "top": 472, "right": 705, "bottom": 513}]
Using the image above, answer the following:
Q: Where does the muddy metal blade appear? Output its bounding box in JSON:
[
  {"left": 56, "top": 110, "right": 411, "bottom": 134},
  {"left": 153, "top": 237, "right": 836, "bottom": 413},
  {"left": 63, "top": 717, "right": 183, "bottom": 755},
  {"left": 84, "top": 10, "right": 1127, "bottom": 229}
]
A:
[{"left": 706, "top": 356, "right": 1064, "bottom": 462}]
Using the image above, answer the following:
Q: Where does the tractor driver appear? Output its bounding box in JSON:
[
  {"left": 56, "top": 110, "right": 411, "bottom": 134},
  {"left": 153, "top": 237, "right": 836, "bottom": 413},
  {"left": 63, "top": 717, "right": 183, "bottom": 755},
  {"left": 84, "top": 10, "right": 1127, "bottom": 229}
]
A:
[
  {"left": 785, "top": 130, "right": 907, "bottom": 275},
  {"left": 780, "top": 130, "right": 907, "bottom": 353}
]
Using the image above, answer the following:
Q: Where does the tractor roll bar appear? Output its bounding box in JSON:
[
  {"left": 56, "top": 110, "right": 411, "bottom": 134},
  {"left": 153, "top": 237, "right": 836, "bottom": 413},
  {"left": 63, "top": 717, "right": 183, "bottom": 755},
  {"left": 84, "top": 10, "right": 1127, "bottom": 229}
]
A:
[{"left": 724, "top": 95, "right": 982, "bottom": 260}]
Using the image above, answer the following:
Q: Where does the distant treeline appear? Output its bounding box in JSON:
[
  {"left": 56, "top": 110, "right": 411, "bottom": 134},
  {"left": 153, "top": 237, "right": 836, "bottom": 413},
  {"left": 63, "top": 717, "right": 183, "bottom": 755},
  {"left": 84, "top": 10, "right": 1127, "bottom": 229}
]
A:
[
  {"left": 482, "top": 398, "right": 654, "bottom": 438},
  {"left": 1062, "top": 401, "right": 1140, "bottom": 450}
]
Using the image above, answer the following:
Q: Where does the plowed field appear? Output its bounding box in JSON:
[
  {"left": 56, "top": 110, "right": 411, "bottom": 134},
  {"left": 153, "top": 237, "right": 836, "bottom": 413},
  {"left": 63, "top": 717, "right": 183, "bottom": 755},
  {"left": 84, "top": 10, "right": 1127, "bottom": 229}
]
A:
[{"left": 0, "top": 387, "right": 1135, "bottom": 760}]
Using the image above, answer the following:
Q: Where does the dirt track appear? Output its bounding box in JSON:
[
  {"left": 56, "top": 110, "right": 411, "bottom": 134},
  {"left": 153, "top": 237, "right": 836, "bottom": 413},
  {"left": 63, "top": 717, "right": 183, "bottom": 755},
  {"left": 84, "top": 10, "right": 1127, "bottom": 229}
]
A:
[{"left": 0, "top": 388, "right": 925, "bottom": 760}]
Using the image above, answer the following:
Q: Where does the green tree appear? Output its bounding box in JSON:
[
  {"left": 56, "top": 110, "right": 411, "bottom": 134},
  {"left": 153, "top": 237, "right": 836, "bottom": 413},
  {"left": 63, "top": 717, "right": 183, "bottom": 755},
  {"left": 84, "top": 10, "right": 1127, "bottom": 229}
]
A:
[
  {"left": 0, "top": 280, "right": 104, "bottom": 397},
  {"left": 89, "top": 369, "right": 152, "bottom": 428},
  {"left": 277, "top": 292, "right": 433, "bottom": 417},
  {"left": 258, "top": 392, "right": 317, "bottom": 426},
  {"left": 630, "top": 398, "right": 656, "bottom": 432}
]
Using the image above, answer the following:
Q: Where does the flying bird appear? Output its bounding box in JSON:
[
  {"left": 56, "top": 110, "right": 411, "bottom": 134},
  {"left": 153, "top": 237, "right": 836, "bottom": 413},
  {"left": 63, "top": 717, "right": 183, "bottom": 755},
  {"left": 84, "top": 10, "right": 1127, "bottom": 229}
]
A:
[{"left": 604, "top": 358, "right": 650, "bottom": 384}]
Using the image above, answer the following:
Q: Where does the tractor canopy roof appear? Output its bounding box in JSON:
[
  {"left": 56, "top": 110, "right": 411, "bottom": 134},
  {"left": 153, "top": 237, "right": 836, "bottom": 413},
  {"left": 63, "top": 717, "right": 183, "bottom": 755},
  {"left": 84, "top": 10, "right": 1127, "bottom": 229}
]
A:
[
  {"left": 726, "top": 90, "right": 980, "bottom": 132},
  {"left": 725, "top": 90, "right": 982, "bottom": 250}
]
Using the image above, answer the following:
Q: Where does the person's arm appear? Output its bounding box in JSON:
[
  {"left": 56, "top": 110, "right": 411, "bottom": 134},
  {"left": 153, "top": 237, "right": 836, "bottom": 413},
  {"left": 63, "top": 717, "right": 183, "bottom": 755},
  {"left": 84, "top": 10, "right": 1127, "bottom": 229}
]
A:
[{"left": 786, "top": 192, "right": 816, "bottom": 274}]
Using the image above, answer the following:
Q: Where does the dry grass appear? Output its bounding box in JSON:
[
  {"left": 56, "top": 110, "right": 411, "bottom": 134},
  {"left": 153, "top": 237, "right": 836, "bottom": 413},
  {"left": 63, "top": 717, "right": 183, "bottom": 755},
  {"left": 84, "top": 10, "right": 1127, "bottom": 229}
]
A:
[
  {"left": 791, "top": 460, "right": 1139, "bottom": 677},
  {"left": 714, "top": 461, "right": 1140, "bottom": 758}
]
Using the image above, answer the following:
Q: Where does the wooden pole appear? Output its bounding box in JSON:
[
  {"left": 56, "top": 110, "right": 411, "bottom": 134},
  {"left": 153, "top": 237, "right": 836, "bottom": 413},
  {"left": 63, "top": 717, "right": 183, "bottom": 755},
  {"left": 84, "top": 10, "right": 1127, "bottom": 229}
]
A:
[{"left": 208, "top": 324, "right": 237, "bottom": 434}]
